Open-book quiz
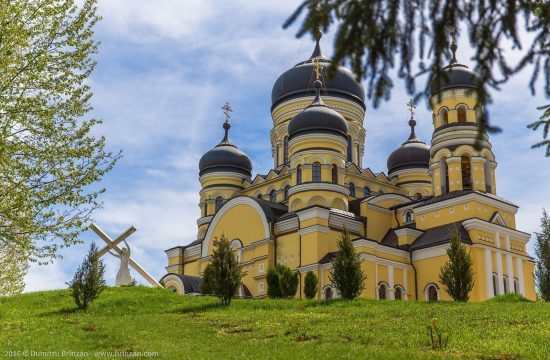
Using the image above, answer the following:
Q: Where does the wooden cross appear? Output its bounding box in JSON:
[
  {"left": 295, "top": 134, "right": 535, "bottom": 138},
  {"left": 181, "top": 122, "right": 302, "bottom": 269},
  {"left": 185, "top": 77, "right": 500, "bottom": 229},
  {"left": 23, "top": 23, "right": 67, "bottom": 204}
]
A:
[
  {"left": 90, "top": 223, "right": 162, "bottom": 288},
  {"left": 407, "top": 98, "right": 416, "bottom": 120}
]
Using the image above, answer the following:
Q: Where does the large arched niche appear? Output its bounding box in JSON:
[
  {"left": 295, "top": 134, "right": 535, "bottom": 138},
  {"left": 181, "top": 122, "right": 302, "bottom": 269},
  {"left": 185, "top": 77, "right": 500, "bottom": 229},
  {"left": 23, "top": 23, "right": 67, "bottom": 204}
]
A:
[{"left": 202, "top": 196, "right": 271, "bottom": 257}]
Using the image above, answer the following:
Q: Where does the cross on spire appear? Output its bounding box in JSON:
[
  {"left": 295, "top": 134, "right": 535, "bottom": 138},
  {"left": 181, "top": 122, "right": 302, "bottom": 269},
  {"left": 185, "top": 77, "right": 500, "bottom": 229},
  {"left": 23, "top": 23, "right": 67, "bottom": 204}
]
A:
[
  {"left": 449, "top": 26, "right": 458, "bottom": 64},
  {"left": 407, "top": 98, "right": 416, "bottom": 120},
  {"left": 222, "top": 102, "right": 233, "bottom": 123},
  {"left": 313, "top": 58, "right": 323, "bottom": 81}
]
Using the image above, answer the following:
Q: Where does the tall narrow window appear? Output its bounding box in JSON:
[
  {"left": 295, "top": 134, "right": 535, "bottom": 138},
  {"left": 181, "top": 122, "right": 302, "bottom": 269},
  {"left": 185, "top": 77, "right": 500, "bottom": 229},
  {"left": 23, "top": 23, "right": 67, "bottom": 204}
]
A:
[
  {"left": 461, "top": 156, "right": 472, "bottom": 190},
  {"left": 394, "top": 287, "right": 403, "bottom": 300},
  {"left": 296, "top": 165, "right": 302, "bottom": 185},
  {"left": 331, "top": 164, "right": 338, "bottom": 184},
  {"left": 283, "top": 136, "right": 289, "bottom": 164},
  {"left": 503, "top": 276, "right": 509, "bottom": 294},
  {"left": 257, "top": 193, "right": 262, "bottom": 199},
  {"left": 215, "top": 196, "right": 223, "bottom": 212},
  {"left": 312, "top": 162, "right": 322, "bottom": 182},
  {"left": 427, "top": 285, "right": 438, "bottom": 301},
  {"left": 493, "top": 274, "right": 499, "bottom": 296},
  {"left": 484, "top": 160, "right": 492, "bottom": 193},
  {"left": 378, "top": 283, "right": 387, "bottom": 300},
  {"left": 457, "top": 106, "right": 467, "bottom": 122},
  {"left": 405, "top": 211, "right": 412, "bottom": 223},
  {"left": 356, "top": 144, "right": 360, "bottom": 166},
  {"left": 439, "top": 158, "right": 449, "bottom": 194},
  {"left": 414, "top": 193, "right": 422, "bottom": 200},
  {"left": 270, "top": 190, "right": 277, "bottom": 202},
  {"left": 440, "top": 108, "right": 449, "bottom": 126},
  {"left": 347, "top": 135, "right": 352, "bottom": 163},
  {"left": 364, "top": 186, "right": 370, "bottom": 197},
  {"left": 284, "top": 185, "right": 290, "bottom": 200},
  {"left": 349, "top": 182, "right": 355, "bottom": 197}
]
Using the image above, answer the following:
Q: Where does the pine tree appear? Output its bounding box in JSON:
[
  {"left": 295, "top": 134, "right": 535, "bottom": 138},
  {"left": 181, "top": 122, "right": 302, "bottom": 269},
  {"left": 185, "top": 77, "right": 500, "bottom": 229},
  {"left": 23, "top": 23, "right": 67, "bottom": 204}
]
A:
[
  {"left": 266, "top": 264, "right": 299, "bottom": 298},
  {"left": 203, "top": 235, "right": 243, "bottom": 305},
  {"left": 439, "top": 228, "right": 475, "bottom": 301},
  {"left": 330, "top": 228, "right": 366, "bottom": 299},
  {"left": 304, "top": 271, "right": 318, "bottom": 299},
  {"left": 67, "top": 243, "right": 106, "bottom": 309},
  {"left": 535, "top": 209, "right": 550, "bottom": 301}
]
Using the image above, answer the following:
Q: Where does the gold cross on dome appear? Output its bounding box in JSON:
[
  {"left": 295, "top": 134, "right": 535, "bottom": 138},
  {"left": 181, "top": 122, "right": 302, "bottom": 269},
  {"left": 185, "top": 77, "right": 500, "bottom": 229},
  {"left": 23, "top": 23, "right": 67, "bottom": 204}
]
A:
[
  {"left": 407, "top": 98, "right": 416, "bottom": 120},
  {"left": 222, "top": 102, "right": 233, "bottom": 123},
  {"left": 313, "top": 58, "right": 323, "bottom": 81}
]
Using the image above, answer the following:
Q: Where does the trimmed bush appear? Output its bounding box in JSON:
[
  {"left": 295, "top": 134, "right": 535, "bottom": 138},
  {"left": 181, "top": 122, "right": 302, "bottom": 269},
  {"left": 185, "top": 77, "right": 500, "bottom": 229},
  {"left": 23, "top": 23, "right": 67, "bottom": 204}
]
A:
[
  {"left": 267, "top": 264, "right": 299, "bottom": 298},
  {"left": 304, "top": 271, "right": 318, "bottom": 299}
]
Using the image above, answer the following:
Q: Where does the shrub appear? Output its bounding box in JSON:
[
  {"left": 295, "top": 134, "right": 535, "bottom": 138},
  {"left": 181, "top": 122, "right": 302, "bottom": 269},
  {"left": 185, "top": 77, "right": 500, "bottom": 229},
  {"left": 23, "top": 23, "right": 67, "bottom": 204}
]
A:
[
  {"left": 535, "top": 208, "right": 550, "bottom": 301},
  {"left": 267, "top": 264, "right": 299, "bottom": 298},
  {"left": 67, "top": 243, "right": 107, "bottom": 309},
  {"left": 439, "top": 227, "right": 474, "bottom": 301},
  {"left": 201, "top": 234, "right": 244, "bottom": 305},
  {"left": 427, "top": 320, "right": 449, "bottom": 350},
  {"left": 487, "top": 293, "right": 530, "bottom": 303},
  {"left": 330, "top": 228, "right": 366, "bottom": 299},
  {"left": 304, "top": 271, "right": 318, "bottom": 299}
]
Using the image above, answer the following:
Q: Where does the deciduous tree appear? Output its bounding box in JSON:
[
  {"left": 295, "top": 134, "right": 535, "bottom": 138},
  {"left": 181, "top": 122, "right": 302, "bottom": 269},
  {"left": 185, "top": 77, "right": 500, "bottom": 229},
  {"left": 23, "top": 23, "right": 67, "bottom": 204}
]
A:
[
  {"left": 535, "top": 209, "right": 550, "bottom": 301},
  {"left": 0, "top": 0, "right": 120, "bottom": 267}
]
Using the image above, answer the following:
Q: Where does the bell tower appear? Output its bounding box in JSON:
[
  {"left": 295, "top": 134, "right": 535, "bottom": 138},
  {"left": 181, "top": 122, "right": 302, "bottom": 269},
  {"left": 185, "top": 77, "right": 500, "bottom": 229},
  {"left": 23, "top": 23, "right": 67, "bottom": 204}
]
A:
[{"left": 429, "top": 30, "right": 497, "bottom": 197}]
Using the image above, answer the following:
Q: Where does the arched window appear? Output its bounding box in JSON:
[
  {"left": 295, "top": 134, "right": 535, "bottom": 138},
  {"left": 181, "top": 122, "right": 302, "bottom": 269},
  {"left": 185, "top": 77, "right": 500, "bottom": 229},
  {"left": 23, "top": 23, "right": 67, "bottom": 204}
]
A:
[
  {"left": 324, "top": 286, "right": 334, "bottom": 300},
  {"left": 461, "top": 156, "right": 472, "bottom": 190},
  {"left": 215, "top": 196, "right": 224, "bottom": 212},
  {"left": 347, "top": 135, "right": 352, "bottom": 163},
  {"left": 331, "top": 164, "right": 338, "bottom": 184},
  {"left": 394, "top": 286, "right": 403, "bottom": 300},
  {"left": 349, "top": 182, "right": 355, "bottom": 197},
  {"left": 378, "top": 283, "right": 388, "bottom": 300},
  {"left": 275, "top": 144, "right": 279, "bottom": 166},
  {"left": 312, "top": 162, "right": 321, "bottom": 182},
  {"left": 284, "top": 185, "right": 290, "bottom": 201},
  {"left": 283, "top": 136, "right": 289, "bottom": 164},
  {"left": 457, "top": 106, "right": 467, "bottom": 122},
  {"left": 270, "top": 190, "right": 277, "bottom": 202},
  {"left": 426, "top": 284, "right": 439, "bottom": 301},
  {"left": 405, "top": 211, "right": 413, "bottom": 223},
  {"left": 414, "top": 193, "right": 422, "bottom": 200},
  {"left": 439, "top": 157, "right": 449, "bottom": 194},
  {"left": 492, "top": 273, "right": 499, "bottom": 296},
  {"left": 364, "top": 186, "right": 370, "bottom": 197},
  {"left": 440, "top": 108, "right": 449, "bottom": 126},
  {"left": 296, "top": 165, "right": 302, "bottom": 185},
  {"left": 257, "top": 193, "right": 262, "bottom": 199},
  {"left": 503, "top": 276, "right": 509, "bottom": 294},
  {"left": 513, "top": 278, "right": 520, "bottom": 294}
]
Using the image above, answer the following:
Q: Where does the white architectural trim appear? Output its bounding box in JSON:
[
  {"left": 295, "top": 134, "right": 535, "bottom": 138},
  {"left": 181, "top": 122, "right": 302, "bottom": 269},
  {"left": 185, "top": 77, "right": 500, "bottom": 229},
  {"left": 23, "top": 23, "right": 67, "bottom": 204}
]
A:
[
  {"left": 184, "top": 244, "right": 201, "bottom": 258},
  {"left": 394, "top": 228, "right": 424, "bottom": 238},
  {"left": 298, "top": 225, "right": 330, "bottom": 235},
  {"left": 164, "top": 264, "right": 183, "bottom": 274},
  {"left": 388, "top": 265, "right": 395, "bottom": 300},
  {"left": 352, "top": 238, "right": 410, "bottom": 258},
  {"left": 411, "top": 244, "right": 449, "bottom": 261},
  {"left": 365, "top": 193, "right": 411, "bottom": 205},
  {"left": 288, "top": 183, "right": 350, "bottom": 197},
  {"left": 495, "top": 234, "right": 504, "bottom": 295},
  {"left": 484, "top": 248, "right": 494, "bottom": 298},
  {"left": 415, "top": 193, "right": 519, "bottom": 215},
  {"left": 199, "top": 171, "right": 249, "bottom": 182},
  {"left": 516, "top": 257, "right": 525, "bottom": 295},
  {"left": 328, "top": 213, "right": 363, "bottom": 233},
  {"left": 197, "top": 216, "right": 214, "bottom": 226},
  {"left": 161, "top": 274, "right": 186, "bottom": 295},
  {"left": 202, "top": 196, "right": 271, "bottom": 257},
  {"left": 297, "top": 206, "right": 330, "bottom": 221},
  {"left": 506, "top": 254, "right": 514, "bottom": 294},
  {"left": 165, "top": 247, "right": 183, "bottom": 259},
  {"left": 274, "top": 217, "right": 299, "bottom": 235},
  {"left": 462, "top": 218, "right": 530, "bottom": 243}
]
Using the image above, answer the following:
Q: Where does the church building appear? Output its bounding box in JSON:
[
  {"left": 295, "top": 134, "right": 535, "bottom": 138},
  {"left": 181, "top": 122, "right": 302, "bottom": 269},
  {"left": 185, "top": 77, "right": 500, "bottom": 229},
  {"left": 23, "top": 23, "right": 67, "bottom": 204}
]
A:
[{"left": 161, "top": 35, "right": 536, "bottom": 301}]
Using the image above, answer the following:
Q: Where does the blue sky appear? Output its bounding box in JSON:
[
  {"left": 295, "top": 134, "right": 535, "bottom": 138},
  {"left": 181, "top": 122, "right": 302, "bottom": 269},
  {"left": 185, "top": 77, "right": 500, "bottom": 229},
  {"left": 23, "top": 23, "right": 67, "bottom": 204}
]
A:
[{"left": 24, "top": 0, "right": 550, "bottom": 291}]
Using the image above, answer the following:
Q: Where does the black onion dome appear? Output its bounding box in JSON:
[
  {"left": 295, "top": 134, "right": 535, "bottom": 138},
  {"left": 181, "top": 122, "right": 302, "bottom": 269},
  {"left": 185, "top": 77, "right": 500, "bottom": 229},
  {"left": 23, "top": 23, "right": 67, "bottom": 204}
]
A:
[
  {"left": 271, "top": 37, "right": 365, "bottom": 109},
  {"left": 430, "top": 35, "right": 480, "bottom": 96},
  {"left": 288, "top": 80, "right": 349, "bottom": 140},
  {"left": 199, "top": 120, "right": 252, "bottom": 177},
  {"left": 387, "top": 119, "right": 430, "bottom": 175}
]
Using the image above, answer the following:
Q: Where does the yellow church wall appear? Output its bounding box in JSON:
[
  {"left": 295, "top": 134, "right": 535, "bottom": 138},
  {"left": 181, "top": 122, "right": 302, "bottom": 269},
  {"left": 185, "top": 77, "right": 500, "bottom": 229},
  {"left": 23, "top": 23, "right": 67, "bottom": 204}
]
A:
[
  {"left": 275, "top": 232, "right": 301, "bottom": 270},
  {"left": 242, "top": 174, "right": 291, "bottom": 200},
  {"left": 431, "top": 95, "right": 479, "bottom": 128},
  {"left": 361, "top": 206, "right": 392, "bottom": 241},
  {"left": 523, "top": 261, "right": 536, "bottom": 301},
  {"left": 205, "top": 204, "right": 268, "bottom": 256},
  {"left": 414, "top": 254, "right": 452, "bottom": 301}
]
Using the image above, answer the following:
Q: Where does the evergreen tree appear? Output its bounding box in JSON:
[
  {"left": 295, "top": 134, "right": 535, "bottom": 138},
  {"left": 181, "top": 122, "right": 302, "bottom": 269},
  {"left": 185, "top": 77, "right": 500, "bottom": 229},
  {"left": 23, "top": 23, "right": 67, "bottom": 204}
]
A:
[
  {"left": 304, "top": 271, "right": 318, "bottom": 299},
  {"left": 67, "top": 243, "right": 106, "bottom": 309},
  {"left": 330, "top": 228, "right": 366, "bottom": 299},
  {"left": 203, "top": 235, "right": 243, "bottom": 305},
  {"left": 267, "top": 264, "right": 299, "bottom": 298},
  {"left": 439, "top": 228, "right": 475, "bottom": 301},
  {"left": 535, "top": 209, "right": 550, "bottom": 301},
  {"left": 0, "top": 0, "right": 120, "bottom": 266}
]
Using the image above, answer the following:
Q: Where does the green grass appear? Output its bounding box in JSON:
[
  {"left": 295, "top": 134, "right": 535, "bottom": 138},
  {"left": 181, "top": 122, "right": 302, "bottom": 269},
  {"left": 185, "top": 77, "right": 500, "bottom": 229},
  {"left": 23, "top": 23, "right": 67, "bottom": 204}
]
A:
[{"left": 1, "top": 287, "right": 550, "bottom": 359}]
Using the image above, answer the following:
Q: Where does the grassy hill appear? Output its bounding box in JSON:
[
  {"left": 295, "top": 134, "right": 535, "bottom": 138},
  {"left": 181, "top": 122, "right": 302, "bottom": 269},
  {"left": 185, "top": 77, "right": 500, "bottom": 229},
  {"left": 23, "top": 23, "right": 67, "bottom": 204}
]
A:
[{"left": 1, "top": 287, "right": 549, "bottom": 359}]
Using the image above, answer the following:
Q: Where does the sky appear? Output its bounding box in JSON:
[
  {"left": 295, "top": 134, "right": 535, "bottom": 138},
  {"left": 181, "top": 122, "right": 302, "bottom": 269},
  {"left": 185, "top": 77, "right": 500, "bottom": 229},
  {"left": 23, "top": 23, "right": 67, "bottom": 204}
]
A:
[{"left": 24, "top": 0, "right": 550, "bottom": 291}]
